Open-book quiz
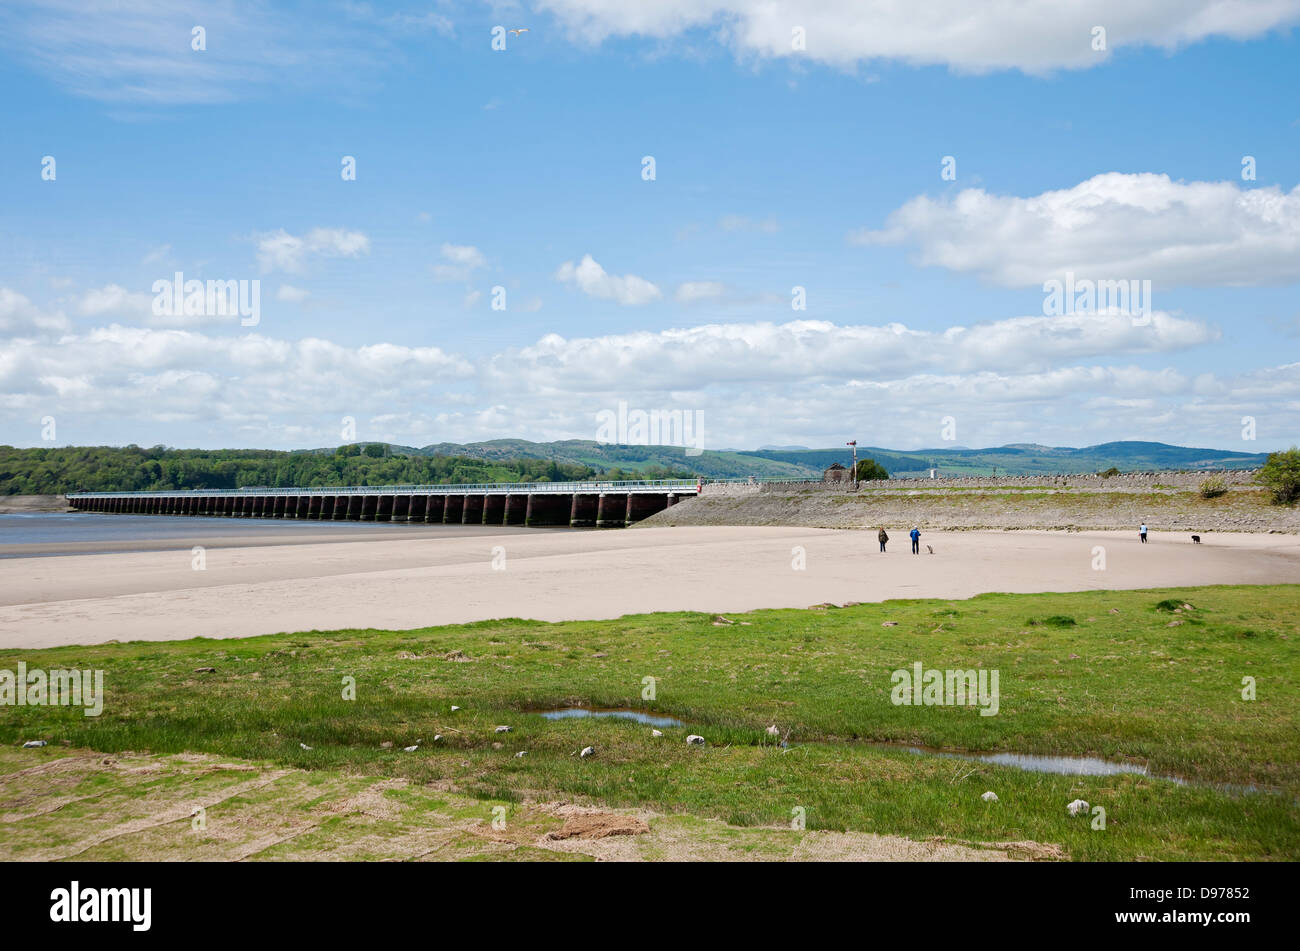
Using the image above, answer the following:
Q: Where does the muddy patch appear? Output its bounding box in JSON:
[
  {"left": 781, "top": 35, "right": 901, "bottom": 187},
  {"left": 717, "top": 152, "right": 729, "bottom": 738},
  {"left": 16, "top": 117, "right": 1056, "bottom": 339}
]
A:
[{"left": 546, "top": 812, "right": 650, "bottom": 840}]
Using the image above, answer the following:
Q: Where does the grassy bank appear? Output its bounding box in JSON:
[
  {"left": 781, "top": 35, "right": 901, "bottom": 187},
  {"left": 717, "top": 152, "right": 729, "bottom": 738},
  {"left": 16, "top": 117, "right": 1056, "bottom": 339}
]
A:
[{"left": 3, "top": 585, "right": 1297, "bottom": 861}]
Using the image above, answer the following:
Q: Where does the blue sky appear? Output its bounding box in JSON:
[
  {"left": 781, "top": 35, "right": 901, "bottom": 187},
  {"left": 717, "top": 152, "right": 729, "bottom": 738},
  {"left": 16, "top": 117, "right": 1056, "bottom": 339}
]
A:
[{"left": 2, "top": 0, "right": 1298, "bottom": 452}]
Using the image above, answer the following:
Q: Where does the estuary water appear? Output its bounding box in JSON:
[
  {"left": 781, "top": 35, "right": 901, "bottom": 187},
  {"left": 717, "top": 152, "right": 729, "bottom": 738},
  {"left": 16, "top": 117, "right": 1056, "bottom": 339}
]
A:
[{"left": 0, "top": 512, "right": 558, "bottom": 557}]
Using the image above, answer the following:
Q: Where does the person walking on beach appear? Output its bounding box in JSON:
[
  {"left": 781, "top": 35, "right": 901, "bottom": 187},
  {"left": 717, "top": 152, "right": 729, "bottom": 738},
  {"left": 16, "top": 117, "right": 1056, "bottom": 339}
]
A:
[
  {"left": 910, "top": 527, "right": 920, "bottom": 554},
  {"left": 1140, "top": 522, "right": 1148, "bottom": 544},
  {"left": 878, "top": 527, "right": 889, "bottom": 553}
]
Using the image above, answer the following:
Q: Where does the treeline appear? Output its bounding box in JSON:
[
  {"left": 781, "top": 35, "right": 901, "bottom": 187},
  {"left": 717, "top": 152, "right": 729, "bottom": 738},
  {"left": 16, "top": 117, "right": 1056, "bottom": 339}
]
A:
[{"left": 0, "top": 445, "right": 610, "bottom": 495}]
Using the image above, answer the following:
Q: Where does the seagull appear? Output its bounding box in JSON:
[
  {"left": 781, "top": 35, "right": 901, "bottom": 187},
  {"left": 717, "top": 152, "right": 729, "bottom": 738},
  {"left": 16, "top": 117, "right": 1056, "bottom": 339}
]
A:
[
  {"left": 766, "top": 725, "right": 780, "bottom": 736},
  {"left": 981, "top": 791, "right": 998, "bottom": 802},
  {"left": 451, "top": 705, "right": 461, "bottom": 712},
  {"left": 651, "top": 729, "right": 663, "bottom": 737},
  {"left": 495, "top": 725, "right": 511, "bottom": 733},
  {"left": 299, "top": 743, "right": 313, "bottom": 751},
  {"left": 580, "top": 746, "right": 595, "bottom": 758},
  {"left": 686, "top": 735, "right": 705, "bottom": 746},
  {"left": 508, "top": 28, "right": 529, "bottom": 36},
  {"left": 515, "top": 751, "right": 526, "bottom": 758},
  {"left": 1067, "top": 799, "right": 1090, "bottom": 816},
  {"left": 22, "top": 740, "right": 47, "bottom": 748},
  {"left": 403, "top": 745, "right": 419, "bottom": 752},
  {"left": 433, "top": 734, "right": 443, "bottom": 741}
]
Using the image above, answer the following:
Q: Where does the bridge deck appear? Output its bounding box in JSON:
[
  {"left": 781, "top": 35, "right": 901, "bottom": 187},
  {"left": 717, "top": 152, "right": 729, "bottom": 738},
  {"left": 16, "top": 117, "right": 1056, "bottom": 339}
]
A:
[
  {"left": 64, "top": 480, "right": 701, "bottom": 527},
  {"left": 66, "top": 479, "right": 699, "bottom": 499}
]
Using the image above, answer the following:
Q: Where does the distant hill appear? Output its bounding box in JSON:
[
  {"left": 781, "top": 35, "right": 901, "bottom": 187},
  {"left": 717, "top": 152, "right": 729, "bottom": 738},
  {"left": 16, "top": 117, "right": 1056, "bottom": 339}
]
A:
[
  {"left": 4, "top": 440, "right": 1269, "bottom": 495},
  {"left": 373, "top": 439, "right": 1270, "bottom": 480}
]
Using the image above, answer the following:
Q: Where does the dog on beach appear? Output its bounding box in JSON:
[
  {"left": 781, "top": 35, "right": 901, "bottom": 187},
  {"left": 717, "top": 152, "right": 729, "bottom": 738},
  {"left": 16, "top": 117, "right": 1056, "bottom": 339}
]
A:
[
  {"left": 1191, "top": 535, "right": 1201, "bottom": 544},
  {"left": 926, "top": 545, "right": 933, "bottom": 554}
]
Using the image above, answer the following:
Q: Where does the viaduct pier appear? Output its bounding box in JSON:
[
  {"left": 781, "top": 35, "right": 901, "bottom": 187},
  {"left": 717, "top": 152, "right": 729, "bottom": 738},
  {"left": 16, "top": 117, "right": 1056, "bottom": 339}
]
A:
[{"left": 64, "top": 480, "right": 699, "bottom": 528}]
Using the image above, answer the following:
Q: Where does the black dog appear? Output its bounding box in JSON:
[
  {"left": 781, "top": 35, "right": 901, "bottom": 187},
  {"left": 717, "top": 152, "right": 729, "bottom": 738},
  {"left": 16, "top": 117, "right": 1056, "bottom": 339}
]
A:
[{"left": 1191, "top": 535, "right": 1201, "bottom": 544}]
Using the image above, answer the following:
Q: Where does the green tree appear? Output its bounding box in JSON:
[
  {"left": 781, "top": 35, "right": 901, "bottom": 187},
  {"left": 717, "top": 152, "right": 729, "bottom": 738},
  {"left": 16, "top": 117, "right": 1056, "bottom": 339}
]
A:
[
  {"left": 1257, "top": 447, "right": 1300, "bottom": 504},
  {"left": 855, "top": 458, "right": 890, "bottom": 481}
]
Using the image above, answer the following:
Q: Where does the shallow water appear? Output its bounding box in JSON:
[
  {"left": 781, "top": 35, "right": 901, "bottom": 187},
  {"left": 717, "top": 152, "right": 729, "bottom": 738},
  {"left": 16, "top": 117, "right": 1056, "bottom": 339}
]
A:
[
  {"left": 539, "top": 707, "right": 686, "bottom": 728},
  {"left": 0, "top": 512, "right": 564, "bottom": 557},
  {"left": 898, "top": 745, "right": 1149, "bottom": 777}
]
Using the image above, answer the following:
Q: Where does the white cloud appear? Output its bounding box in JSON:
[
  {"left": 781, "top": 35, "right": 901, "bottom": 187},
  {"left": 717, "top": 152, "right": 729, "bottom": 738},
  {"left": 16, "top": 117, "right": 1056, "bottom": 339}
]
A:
[
  {"left": 0, "top": 289, "right": 70, "bottom": 336},
  {"left": 484, "top": 311, "right": 1216, "bottom": 392},
  {"left": 76, "top": 284, "right": 153, "bottom": 317},
  {"left": 256, "top": 228, "right": 371, "bottom": 273},
  {"left": 675, "top": 281, "right": 727, "bottom": 304},
  {"left": 853, "top": 173, "right": 1300, "bottom": 287},
  {"left": 6, "top": 285, "right": 1292, "bottom": 452},
  {"left": 435, "top": 243, "right": 488, "bottom": 282},
  {"left": 141, "top": 244, "right": 171, "bottom": 265},
  {"left": 537, "top": 0, "right": 1300, "bottom": 73},
  {"left": 555, "top": 254, "right": 661, "bottom": 306},
  {"left": 0, "top": 0, "right": 393, "bottom": 105},
  {"left": 0, "top": 321, "right": 473, "bottom": 431},
  {"left": 277, "top": 284, "right": 310, "bottom": 303},
  {"left": 74, "top": 282, "right": 248, "bottom": 329}
]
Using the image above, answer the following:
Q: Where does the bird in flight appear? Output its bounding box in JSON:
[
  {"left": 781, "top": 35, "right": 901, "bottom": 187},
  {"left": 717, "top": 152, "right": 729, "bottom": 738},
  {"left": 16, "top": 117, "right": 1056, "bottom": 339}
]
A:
[{"left": 508, "top": 28, "right": 529, "bottom": 36}]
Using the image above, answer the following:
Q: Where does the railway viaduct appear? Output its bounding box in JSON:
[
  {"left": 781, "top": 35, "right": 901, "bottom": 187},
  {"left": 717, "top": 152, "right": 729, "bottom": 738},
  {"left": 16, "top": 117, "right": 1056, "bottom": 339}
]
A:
[{"left": 65, "top": 480, "right": 699, "bottom": 528}]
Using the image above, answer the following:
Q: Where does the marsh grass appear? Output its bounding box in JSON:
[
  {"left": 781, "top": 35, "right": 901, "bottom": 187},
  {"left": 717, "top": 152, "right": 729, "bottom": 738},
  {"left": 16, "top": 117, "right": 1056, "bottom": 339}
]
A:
[{"left": 3, "top": 585, "right": 1296, "bottom": 860}]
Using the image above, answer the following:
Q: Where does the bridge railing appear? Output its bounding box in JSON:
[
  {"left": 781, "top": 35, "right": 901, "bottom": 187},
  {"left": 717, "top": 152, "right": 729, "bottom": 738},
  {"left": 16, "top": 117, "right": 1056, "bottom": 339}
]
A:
[{"left": 66, "top": 479, "right": 704, "bottom": 499}]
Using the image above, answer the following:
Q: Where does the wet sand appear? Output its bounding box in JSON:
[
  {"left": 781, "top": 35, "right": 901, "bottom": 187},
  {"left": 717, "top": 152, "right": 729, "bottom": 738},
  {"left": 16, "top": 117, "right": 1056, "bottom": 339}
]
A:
[{"left": 1, "top": 527, "right": 1297, "bottom": 648}]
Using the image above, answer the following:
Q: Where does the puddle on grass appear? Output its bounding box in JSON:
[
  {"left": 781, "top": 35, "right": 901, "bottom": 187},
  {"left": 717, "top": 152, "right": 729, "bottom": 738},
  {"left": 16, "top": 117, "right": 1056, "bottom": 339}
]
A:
[
  {"left": 891, "top": 745, "right": 1148, "bottom": 777},
  {"left": 539, "top": 707, "right": 686, "bottom": 728},
  {"left": 860, "top": 742, "right": 1263, "bottom": 794},
  {"left": 535, "top": 710, "right": 1267, "bottom": 794}
]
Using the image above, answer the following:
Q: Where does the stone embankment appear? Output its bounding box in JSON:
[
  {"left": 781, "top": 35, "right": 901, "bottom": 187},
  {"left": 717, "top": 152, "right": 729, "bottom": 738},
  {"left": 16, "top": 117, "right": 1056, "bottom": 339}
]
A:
[{"left": 640, "top": 470, "right": 1298, "bottom": 533}]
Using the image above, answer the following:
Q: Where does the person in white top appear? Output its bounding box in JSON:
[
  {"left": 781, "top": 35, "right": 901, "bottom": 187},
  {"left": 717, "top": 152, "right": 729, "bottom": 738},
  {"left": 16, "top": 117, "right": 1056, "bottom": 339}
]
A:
[{"left": 1139, "top": 522, "right": 1148, "bottom": 544}]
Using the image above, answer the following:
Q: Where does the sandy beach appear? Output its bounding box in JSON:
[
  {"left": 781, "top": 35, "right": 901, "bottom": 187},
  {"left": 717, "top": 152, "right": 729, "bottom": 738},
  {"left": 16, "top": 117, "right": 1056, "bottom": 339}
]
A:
[{"left": 2, "top": 526, "right": 1297, "bottom": 649}]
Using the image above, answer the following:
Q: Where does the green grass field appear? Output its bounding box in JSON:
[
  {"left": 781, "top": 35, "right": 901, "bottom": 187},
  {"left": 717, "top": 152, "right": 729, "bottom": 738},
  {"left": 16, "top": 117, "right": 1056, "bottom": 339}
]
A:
[{"left": 3, "top": 585, "right": 1296, "bottom": 861}]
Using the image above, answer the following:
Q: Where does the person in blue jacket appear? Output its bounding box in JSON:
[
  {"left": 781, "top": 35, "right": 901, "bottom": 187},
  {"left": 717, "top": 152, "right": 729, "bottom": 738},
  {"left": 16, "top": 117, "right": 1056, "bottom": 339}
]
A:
[{"left": 910, "top": 527, "right": 921, "bottom": 554}]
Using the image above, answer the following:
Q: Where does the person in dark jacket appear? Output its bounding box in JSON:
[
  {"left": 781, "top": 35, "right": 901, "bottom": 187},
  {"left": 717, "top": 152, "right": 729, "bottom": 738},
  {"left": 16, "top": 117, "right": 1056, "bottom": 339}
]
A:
[
  {"left": 878, "top": 528, "right": 889, "bottom": 553},
  {"left": 910, "top": 527, "right": 920, "bottom": 554}
]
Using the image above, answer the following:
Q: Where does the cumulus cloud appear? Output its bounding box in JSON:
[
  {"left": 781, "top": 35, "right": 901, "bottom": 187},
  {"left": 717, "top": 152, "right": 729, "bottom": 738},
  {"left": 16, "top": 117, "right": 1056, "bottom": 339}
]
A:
[
  {"left": 853, "top": 173, "right": 1300, "bottom": 287},
  {"left": 0, "top": 321, "right": 473, "bottom": 436},
  {"left": 555, "top": 254, "right": 661, "bottom": 306},
  {"left": 536, "top": 0, "right": 1300, "bottom": 73},
  {"left": 5, "top": 284, "right": 1290, "bottom": 452},
  {"left": 483, "top": 311, "right": 1216, "bottom": 393},
  {"left": 434, "top": 243, "right": 487, "bottom": 282},
  {"left": 256, "top": 228, "right": 371, "bottom": 273},
  {"left": 76, "top": 284, "right": 153, "bottom": 317},
  {"left": 0, "top": 289, "right": 70, "bottom": 336}
]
